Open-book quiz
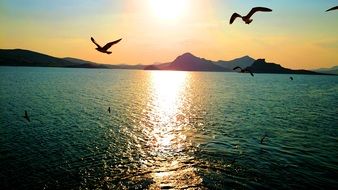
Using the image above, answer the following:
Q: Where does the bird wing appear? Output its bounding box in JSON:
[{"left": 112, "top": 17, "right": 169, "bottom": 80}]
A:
[
  {"left": 249, "top": 71, "right": 254, "bottom": 77},
  {"left": 91, "top": 37, "right": 101, "bottom": 48},
  {"left": 326, "top": 6, "right": 338, "bottom": 12},
  {"left": 230, "top": 13, "right": 242, "bottom": 24},
  {"left": 102, "top": 38, "right": 122, "bottom": 50},
  {"left": 245, "top": 68, "right": 254, "bottom": 76},
  {"left": 247, "top": 7, "right": 272, "bottom": 18},
  {"left": 233, "top": 66, "right": 242, "bottom": 71}
]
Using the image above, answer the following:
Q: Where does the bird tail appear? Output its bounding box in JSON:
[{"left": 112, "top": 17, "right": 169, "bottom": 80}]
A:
[{"left": 106, "top": 51, "right": 112, "bottom": 54}]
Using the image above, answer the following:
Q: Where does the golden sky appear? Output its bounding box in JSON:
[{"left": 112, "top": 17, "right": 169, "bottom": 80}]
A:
[{"left": 1, "top": 0, "right": 337, "bottom": 69}]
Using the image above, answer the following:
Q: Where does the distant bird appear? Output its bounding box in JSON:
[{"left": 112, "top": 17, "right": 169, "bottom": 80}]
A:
[
  {"left": 260, "top": 134, "right": 268, "bottom": 144},
  {"left": 230, "top": 7, "right": 273, "bottom": 24},
  {"left": 326, "top": 6, "right": 338, "bottom": 12},
  {"left": 23, "top": 110, "right": 30, "bottom": 122},
  {"left": 108, "top": 107, "right": 111, "bottom": 113},
  {"left": 233, "top": 66, "right": 254, "bottom": 77},
  {"left": 91, "top": 37, "right": 122, "bottom": 54},
  {"left": 290, "top": 76, "right": 294, "bottom": 80}
]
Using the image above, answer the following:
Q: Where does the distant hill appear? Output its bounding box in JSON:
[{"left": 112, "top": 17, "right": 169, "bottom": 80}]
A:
[
  {"left": 63, "top": 57, "right": 95, "bottom": 65},
  {"left": 62, "top": 57, "right": 115, "bottom": 68},
  {"left": 63, "top": 58, "right": 147, "bottom": 69},
  {"left": 145, "top": 54, "right": 332, "bottom": 75},
  {"left": 249, "top": 59, "right": 327, "bottom": 75},
  {"left": 115, "top": 64, "right": 147, "bottom": 70},
  {"left": 144, "top": 65, "right": 161, "bottom": 70},
  {"left": 313, "top": 66, "right": 338, "bottom": 75},
  {"left": 145, "top": 53, "right": 254, "bottom": 72},
  {"left": 0, "top": 49, "right": 77, "bottom": 67},
  {"left": 0, "top": 49, "right": 140, "bottom": 69},
  {"left": 0, "top": 49, "right": 334, "bottom": 75},
  {"left": 215, "top": 55, "right": 255, "bottom": 70},
  {"left": 148, "top": 53, "right": 230, "bottom": 72}
]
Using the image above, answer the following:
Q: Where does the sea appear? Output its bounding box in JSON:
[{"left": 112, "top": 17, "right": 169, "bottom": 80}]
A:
[{"left": 0, "top": 66, "right": 337, "bottom": 189}]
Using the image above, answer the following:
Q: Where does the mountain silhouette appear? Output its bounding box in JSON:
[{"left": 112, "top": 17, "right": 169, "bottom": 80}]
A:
[
  {"left": 0, "top": 49, "right": 334, "bottom": 75},
  {"left": 63, "top": 57, "right": 95, "bottom": 65},
  {"left": 145, "top": 53, "right": 254, "bottom": 72},
  {"left": 0, "top": 49, "right": 76, "bottom": 67},
  {"left": 248, "top": 59, "right": 325, "bottom": 75},
  {"left": 163, "top": 53, "right": 229, "bottom": 72},
  {"left": 144, "top": 65, "right": 161, "bottom": 70},
  {"left": 215, "top": 55, "right": 255, "bottom": 70},
  {"left": 314, "top": 66, "right": 338, "bottom": 75},
  {"left": 0, "top": 49, "right": 140, "bottom": 69}
]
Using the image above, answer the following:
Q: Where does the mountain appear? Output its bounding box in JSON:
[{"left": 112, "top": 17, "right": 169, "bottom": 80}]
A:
[
  {"left": 0, "top": 49, "right": 134, "bottom": 69},
  {"left": 0, "top": 49, "right": 77, "bottom": 67},
  {"left": 63, "top": 57, "right": 95, "bottom": 65},
  {"left": 0, "top": 49, "right": 334, "bottom": 75},
  {"left": 215, "top": 55, "right": 255, "bottom": 70},
  {"left": 313, "top": 66, "right": 338, "bottom": 75},
  {"left": 144, "top": 53, "right": 253, "bottom": 72},
  {"left": 148, "top": 53, "right": 229, "bottom": 72},
  {"left": 64, "top": 57, "right": 147, "bottom": 69},
  {"left": 249, "top": 59, "right": 327, "bottom": 75},
  {"left": 144, "top": 65, "right": 161, "bottom": 70},
  {"left": 115, "top": 64, "right": 147, "bottom": 70},
  {"left": 62, "top": 57, "right": 115, "bottom": 68}
]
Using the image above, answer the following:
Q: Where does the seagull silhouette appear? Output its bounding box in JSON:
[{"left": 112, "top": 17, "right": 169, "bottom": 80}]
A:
[
  {"left": 23, "top": 110, "right": 30, "bottom": 122},
  {"left": 233, "top": 66, "right": 254, "bottom": 77},
  {"left": 326, "top": 6, "right": 338, "bottom": 12},
  {"left": 91, "top": 37, "right": 122, "bottom": 54},
  {"left": 108, "top": 107, "right": 111, "bottom": 113},
  {"left": 230, "top": 7, "right": 272, "bottom": 24}
]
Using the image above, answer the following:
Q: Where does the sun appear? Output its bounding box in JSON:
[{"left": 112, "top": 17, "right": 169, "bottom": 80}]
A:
[{"left": 149, "top": 0, "right": 188, "bottom": 20}]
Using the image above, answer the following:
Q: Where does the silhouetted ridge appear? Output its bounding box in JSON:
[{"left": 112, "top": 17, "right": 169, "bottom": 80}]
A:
[
  {"left": 1, "top": 49, "right": 333, "bottom": 75},
  {"left": 164, "top": 52, "right": 229, "bottom": 72},
  {"left": 249, "top": 59, "right": 326, "bottom": 75},
  {"left": 144, "top": 65, "right": 160, "bottom": 70},
  {"left": 314, "top": 66, "right": 338, "bottom": 75},
  {"left": 216, "top": 55, "right": 255, "bottom": 69},
  {"left": 0, "top": 49, "right": 76, "bottom": 67},
  {"left": 0, "top": 49, "right": 139, "bottom": 69}
]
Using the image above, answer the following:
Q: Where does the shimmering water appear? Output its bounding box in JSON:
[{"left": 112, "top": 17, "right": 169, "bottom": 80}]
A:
[{"left": 0, "top": 67, "right": 337, "bottom": 189}]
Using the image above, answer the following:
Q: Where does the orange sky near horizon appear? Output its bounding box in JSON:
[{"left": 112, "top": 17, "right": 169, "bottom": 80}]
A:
[{"left": 0, "top": 0, "right": 337, "bottom": 69}]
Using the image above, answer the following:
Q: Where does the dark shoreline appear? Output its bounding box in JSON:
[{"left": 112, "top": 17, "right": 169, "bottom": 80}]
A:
[{"left": 0, "top": 65, "right": 336, "bottom": 76}]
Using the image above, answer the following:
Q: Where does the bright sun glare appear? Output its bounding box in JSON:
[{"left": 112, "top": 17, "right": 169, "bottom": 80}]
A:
[{"left": 149, "top": 0, "right": 188, "bottom": 20}]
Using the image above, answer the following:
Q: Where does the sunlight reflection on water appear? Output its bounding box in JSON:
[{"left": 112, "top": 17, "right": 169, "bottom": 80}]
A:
[{"left": 141, "top": 71, "right": 203, "bottom": 189}]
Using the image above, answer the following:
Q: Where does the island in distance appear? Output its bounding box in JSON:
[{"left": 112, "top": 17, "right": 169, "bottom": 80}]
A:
[
  {"left": 0, "top": 49, "right": 336, "bottom": 75},
  {"left": 145, "top": 53, "right": 333, "bottom": 75},
  {"left": 314, "top": 66, "right": 338, "bottom": 75}
]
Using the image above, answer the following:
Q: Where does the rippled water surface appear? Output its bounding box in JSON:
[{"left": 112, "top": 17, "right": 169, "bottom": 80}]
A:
[{"left": 0, "top": 67, "right": 337, "bottom": 189}]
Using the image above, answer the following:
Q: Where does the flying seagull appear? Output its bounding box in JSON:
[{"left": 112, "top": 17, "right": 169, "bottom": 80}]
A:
[
  {"left": 23, "top": 110, "right": 30, "bottom": 122},
  {"left": 230, "top": 7, "right": 272, "bottom": 24},
  {"left": 233, "top": 66, "right": 254, "bottom": 77},
  {"left": 108, "top": 107, "right": 111, "bottom": 113},
  {"left": 91, "top": 37, "right": 122, "bottom": 54},
  {"left": 326, "top": 6, "right": 338, "bottom": 12}
]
